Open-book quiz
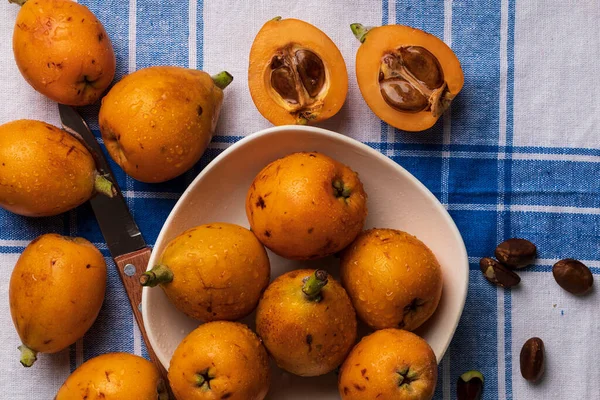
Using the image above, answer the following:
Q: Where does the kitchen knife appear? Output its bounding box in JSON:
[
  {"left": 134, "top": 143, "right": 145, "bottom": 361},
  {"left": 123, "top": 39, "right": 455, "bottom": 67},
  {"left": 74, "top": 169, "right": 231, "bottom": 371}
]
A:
[{"left": 59, "top": 104, "right": 173, "bottom": 398}]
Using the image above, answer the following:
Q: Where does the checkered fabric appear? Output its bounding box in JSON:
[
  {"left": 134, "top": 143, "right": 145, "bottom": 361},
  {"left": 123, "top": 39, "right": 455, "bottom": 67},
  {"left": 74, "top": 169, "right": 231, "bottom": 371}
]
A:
[{"left": 1, "top": 1, "right": 599, "bottom": 399}]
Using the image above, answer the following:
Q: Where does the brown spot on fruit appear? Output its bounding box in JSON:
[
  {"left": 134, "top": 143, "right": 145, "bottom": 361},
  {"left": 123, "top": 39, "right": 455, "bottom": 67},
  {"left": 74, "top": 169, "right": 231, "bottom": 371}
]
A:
[
  {"left": 67, "top": 146, "right": 75, "bottom": 156},
  {"left": 86, "top": 264, "right": 91, "bottom": 269},
  {"left": 308, "top": 227, "right": 314, "bottom": 234},
  {"left": 306, "top": 334, "right": 313, "bottom": 352},
  {"left": 197, "top": 105, "right": 203, "bottom": 116},
  {"left": 256, "top": 196, "right": 266, "bottom": 209},
  {"left": 221, "top": 394, "right": 232, "bottom": 399},
  {"left": 98, "top": 32, "right": 104, "bottom": 42},
  {"left": 343, "top": 387, "right": 350, "bottom": 395},
  {"left": 361, "top": 368, "right": 367, "bottom": 376},
  {"left": 43, "top": 339, "right": 52, "bottom": 344},
  {"left": 353, "top": 383, "right": 366, "bottom": 391},
  {"left": 264, "top": 230, "right": 271, "bottom": 237}
]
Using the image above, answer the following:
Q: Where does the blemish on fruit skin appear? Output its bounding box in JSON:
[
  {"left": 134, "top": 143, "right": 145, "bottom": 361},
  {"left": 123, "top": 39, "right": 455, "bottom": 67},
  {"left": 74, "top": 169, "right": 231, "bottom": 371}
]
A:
[
  {"left": 264, "top": 230, "right": 271, "bottom": 237},
  {"left": 256, "top": 196, "right": 266, "bottom": 209},
  {"left": 343, "top": 387, "right": 350, "bottom": 395},
  {"left": 308, "top": 228, "right": 314, "bottom": 234},
  {"left": 306, "top": 334, "right": 313, "bottom": 352},
  {"left": 353, "top": 383, "right": 366, "bottom": 391},
  {"left": 220, "top": 393, "right": 232, "bottom": 399}
]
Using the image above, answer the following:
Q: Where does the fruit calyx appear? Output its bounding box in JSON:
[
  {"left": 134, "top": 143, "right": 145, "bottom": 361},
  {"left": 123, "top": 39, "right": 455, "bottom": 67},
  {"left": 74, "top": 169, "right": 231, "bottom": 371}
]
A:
[
  {"left": 8, "top": 0, "right": 27, "bottom": 5},
  {"left": 350, "top": 23, "right": 372, "bottom": 43},
  {"left": 397, "top": 365, "right": 419, "bottom": 388},
  {"left": 18, "top": 344, "right": 37, "bottom": 368},
  {"left": 195, "top": 368, "right": 215, "bottom": 391},
  {"left": 332, "top": 179, "right": 351, "bottom": 200},
  {"left": 211, "top": 71, "right": 234, "bottom": 90},
  {"left": 398, "top": 297, "right": 426, "bottom": 328},
  {"left": 302, "top": 270, "right": 328, "bottom": 302},
  {"left": 140, "top": 264, "right": 174, "bottom": 287},
  {"left": 94, "top": 174, "right": 116, "bottom": 198}
]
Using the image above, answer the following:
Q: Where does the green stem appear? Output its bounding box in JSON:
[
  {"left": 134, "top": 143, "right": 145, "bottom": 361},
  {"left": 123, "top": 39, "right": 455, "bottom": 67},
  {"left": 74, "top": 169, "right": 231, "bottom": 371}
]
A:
[
  {"left": 18, "top": 344, "right": 37, "bottom": 368},
  {"left": 460, "top": 370, "right": 484, "bottom": 383},
  {"left": 211, "top": 71, "right": 233, "bottom": 90},
  {"left": 350, "top": 23, "right": 371, "bottom": 43},
  {"left": 302, "top": 270, "right": 328, "bottom": 301},
  {"left": 8, "top": 0, "right": 28, "bottom": 6},
  {"left": 140, "top": 264, "right": 174, "bottom": 287},
  {"left": 270, "top": 16, "right": 282, "bottom": 22},
  {"left": 94, "top": 174, "right": 116, "bottom": 198}
]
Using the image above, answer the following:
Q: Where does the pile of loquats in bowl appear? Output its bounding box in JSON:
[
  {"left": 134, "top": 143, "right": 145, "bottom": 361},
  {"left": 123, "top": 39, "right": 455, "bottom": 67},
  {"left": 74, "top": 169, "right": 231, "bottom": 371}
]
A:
[{"left": 1, "top": 1, "right": 477, "bottom": 400}]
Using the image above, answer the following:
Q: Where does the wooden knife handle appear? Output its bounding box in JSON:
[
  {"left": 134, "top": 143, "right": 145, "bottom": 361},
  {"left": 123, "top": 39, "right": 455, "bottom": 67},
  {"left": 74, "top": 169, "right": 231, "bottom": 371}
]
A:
[{"left": 114, "top": 247, "right": 175, "bottom": 399}]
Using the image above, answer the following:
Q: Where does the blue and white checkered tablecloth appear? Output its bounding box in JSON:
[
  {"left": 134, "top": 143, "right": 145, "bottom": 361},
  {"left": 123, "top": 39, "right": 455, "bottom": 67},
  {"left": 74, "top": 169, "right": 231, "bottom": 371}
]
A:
[{"left": 1, "top": 1, "right": 599, "bottom": 399}]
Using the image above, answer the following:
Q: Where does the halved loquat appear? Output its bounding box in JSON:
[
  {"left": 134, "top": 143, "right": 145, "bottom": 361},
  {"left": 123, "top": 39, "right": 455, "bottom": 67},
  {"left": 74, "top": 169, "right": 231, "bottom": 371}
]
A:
[
  {"left": 249, "top": 17, "right": 348, "bottom": 125},
  {"left": 352, "top": 23, "right": 464, "bottom": 132}
]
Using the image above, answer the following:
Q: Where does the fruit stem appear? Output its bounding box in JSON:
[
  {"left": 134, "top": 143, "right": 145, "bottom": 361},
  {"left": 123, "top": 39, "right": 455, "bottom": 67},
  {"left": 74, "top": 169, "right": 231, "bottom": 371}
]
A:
[
  {"left": 140, "top": 264, "right": 174, "bottom": 287},
  {"left": 302, "top": 270, "right": 328, "bottom": 301},
  {"left": 8, "top": 0, "right": 28, "bottom": 5},
  {"left": 270, "top": 16, "right": 282, "bottom": 22},
  {"left": 18, "top": 344, "right": 37, "bottom": 368},
  {"left": 350, "top": 23, "right": 371, "bottom": 43},
  {"left": 94, "top": 174, "right": 116, "bottom": 198},
  {"left": 211, "top": 71, "right": 233, "bottom": 90},
  {"left": 460, "top": 370, "right": 485, "bottom": 383}
]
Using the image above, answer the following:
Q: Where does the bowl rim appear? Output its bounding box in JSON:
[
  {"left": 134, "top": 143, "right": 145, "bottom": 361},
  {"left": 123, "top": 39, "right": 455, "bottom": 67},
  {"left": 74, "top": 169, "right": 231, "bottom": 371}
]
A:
[{"left": 142, "top": 124, "right": 469, "bottom": 366}]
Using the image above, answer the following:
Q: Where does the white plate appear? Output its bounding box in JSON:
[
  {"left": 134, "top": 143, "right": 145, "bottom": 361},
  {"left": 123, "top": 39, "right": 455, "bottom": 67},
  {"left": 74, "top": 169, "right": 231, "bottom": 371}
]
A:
[{"left": 142, "top": 125, "right": 469, "bottom": 399}]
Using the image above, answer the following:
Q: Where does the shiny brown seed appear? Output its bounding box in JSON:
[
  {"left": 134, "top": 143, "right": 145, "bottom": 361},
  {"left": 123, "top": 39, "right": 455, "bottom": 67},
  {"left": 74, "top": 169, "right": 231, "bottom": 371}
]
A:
[
  {"left": 520, "top": 337, "right": 545, "bottom": 383},
  {"left": 495, "top": 238, "right": 537, "bottom": 269},
  {"left": 479, "top": 257, "right": 521, "bottom": 288},
  {"left": 270, "top": 66, "right": 299, "bottom": 104},
  {"left": 380, "top": 78, "right": 429, "bottom": 112},
  {"left": 399, "top": 46, "right": 444, "bottom": 90},
  {"left": 295, "top": 49, "right": 325, "bottom": 98},
  {"left": 552, "top": 258, "right": 593, "bottom": 295},
  {"left": 457, "top": 370, "right": 484, "bottom": 400}
]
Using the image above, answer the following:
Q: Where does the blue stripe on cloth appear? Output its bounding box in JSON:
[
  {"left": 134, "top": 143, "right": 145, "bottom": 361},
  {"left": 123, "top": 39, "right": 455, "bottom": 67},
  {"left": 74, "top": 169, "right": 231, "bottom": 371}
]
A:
[
  {"left": 504, "top": 289, "right": 513, "bottom": 399},
  {"left": 504, "top": 2, "right": 515, "bottom": 397},
  {"left": 364, "top": 141, "right": 600, "bottom": 157},
  {"left": 451, "top": 1, "right": 501, "bottom": 147},
  {"left": 197, "top": 0, "right": 204, "bottom": 70},
  {"left": 136, "top": 1, "right": 189, "bottom": 68},
  {"left": 511, "top": 160, "right": 600, "bottom": 208},
  {"left": 449, "top": 269, "right": 500, "bottom": 398}
]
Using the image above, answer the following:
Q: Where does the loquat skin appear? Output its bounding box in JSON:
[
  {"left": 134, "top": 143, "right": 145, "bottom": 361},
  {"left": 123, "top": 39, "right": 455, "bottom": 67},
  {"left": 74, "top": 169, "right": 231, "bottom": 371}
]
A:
[
  {"left": 255, "top": 269, "right": 357, "bottom": 377},
  {"left": 340, "top": 229, "right": 443, "bottom": 331},
  {"left": 0, "top": 120, "right": 110, "bottom": 217},
  {"left": 246, "top": 152, "right": 367, "bottom": 260},
  {"left": 168, "top": 321, "right": 270, "bottom": 400},
  {"left": 12, "top": 0, "right": 116, "bottom": 106},
  {"left": 10, "top": 234, "right": 106, "bottom": 367},
  {"left": 99, "top": 66, "right": 232, "bottom": 183},
  {"left": 55, "top": 352, "right": 167, "bottom": 400},
  {"left": 141, "top": 223, "right": 270, "bottom": 322},
  {"left": 338, "top": 329, "right": 438, "bottom": 400}
]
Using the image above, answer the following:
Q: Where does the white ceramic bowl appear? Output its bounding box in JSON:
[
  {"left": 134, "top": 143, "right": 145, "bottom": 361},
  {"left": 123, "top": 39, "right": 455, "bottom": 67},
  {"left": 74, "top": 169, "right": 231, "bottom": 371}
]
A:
[{"left": 142, "top": 125, "right": 468, "bottom": 399}]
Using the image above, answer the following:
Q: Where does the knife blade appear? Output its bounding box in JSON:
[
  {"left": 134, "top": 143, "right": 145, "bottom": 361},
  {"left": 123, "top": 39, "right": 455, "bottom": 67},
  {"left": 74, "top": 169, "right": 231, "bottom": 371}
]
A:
[
  {"left": 58, "top": 104, "right": 146, "bottom": 258},
  {"left": 59, "top": 104, "right": 173, "bottom": 399}
]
